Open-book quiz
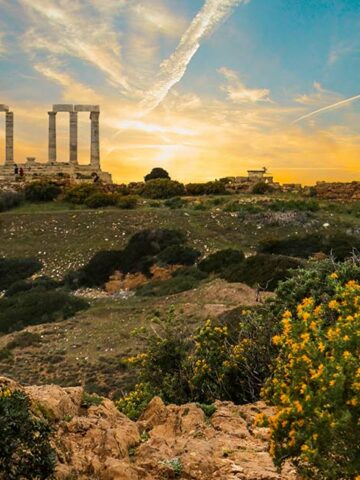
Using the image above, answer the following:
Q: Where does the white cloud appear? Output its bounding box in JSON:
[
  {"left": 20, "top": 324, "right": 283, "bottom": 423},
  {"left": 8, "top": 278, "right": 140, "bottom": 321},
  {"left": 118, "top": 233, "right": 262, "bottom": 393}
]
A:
[
  {"left": 294, "top": 82, "right": 340, "bottom": 106},
  {"left": 19, "top": 0, "right": 129, "bottom": 92},
  {"left": 219, "top": 67, "right": 271, "bottom": 103},
  {"left": 140, "top": 0, "right": 249, "bottom": 113}
]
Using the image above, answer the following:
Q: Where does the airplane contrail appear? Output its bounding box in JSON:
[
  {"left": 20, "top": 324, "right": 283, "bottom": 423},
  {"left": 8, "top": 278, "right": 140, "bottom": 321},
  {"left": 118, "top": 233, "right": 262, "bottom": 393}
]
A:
[
  {"left": 140, "top": 0, "right": 248, "bottom": 114},
  {"left": 293, "top": 93, "right": 360, "bottom": 124}
]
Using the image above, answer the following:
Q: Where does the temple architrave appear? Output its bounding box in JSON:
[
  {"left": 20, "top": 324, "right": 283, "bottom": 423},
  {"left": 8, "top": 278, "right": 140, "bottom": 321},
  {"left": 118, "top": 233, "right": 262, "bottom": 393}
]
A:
[{"left": 0, "top": 104, "right": 112, "bottom": 183}]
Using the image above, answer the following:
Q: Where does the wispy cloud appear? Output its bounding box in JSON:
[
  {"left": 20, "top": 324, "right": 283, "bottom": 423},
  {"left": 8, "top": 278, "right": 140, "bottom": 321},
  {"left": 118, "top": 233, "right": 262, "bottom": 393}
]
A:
[
  {"left": 19, "top": 0, "right": 129, "bottom": 92},
  {"left": 140, "top": 0, "right": 249, "bottom": 113},
  {"left": 294, "top": 82, "right": 340, "bottom": 106},
  {"left": 219, "top": 67, "right": 271, "bottom": 103},
  {"left": 328, "top": 41, "right": 359, "bottom": 65},
  {"left": 293, "top": 93, "right": 360, "bottom": 124},
  {"left": 33, "top": 63, "right": 101, "bottom": 103}
]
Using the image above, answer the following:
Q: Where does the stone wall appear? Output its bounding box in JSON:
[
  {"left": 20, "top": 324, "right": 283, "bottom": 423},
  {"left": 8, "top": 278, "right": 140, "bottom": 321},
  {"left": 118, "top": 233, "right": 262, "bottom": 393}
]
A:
[{"left": 315, "top": 181, "right": 360, "bottom": 200}]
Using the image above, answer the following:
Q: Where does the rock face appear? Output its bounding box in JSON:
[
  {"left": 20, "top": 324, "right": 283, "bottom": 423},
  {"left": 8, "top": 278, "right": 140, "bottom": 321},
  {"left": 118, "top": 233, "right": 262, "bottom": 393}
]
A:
[{"left": 1, "top": 377, "right": 300, "bottom": 480}]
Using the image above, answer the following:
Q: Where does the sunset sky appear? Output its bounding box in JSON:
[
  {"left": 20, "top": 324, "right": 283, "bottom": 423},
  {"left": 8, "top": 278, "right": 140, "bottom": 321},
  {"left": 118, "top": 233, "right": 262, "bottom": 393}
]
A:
[{"left": 0, "top": 0, "right": 359, "bottom": 185}]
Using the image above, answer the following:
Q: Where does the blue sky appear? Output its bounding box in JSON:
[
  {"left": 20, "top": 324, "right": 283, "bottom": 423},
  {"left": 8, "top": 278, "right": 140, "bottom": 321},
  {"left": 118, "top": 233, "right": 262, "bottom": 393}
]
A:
[{"left": 0, "top": 0, "right": 359, "bottom": 184}]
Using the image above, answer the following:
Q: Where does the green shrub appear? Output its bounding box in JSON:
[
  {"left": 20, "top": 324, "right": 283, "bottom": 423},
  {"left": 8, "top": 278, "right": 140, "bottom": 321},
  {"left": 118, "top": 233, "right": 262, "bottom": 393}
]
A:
[
  {"left": 0, "top": 348, "right": 12, "bottom": 361},
  {"left": 196, "top": 403, "right": 217, "bottom": 417},
  {"left": 144, "top": 167, "right": 170, "bottom": 182},
  {"left": 263, "top": 277, "right": 360, "bottom": 479},
  {"left": 68, "top": 229, "right": 187, "bottom": 287},
  {"left": 185, "top": 181, "right": 227, "bottom": 196},
  {"left": 82, "top": 392, "right": 103, "bottom": 407},
  {"left": 164, "top": 197, "right": 186, "bottom": 209},
  {"left": 118, "top": 306, "right": 274, "bottom": 408},
  {"left": 66, "top": 250, "right": 123, "bottom": 288},
  {"left": 6, "top": 332, "right": 42, "bottom": 349},
  {"left": 0, "top": 288, "right": 88, "bottom": 334},
  {"left": 223, "top": 201, "right": 263, "bottom": 214},
  {"left": 5, "top": 276, "right": 59, "bottom": 297},
  {"left": 24, "top": 181, "right": 61, "bottom": 202},
  {"left": 252, "top": 182, "right": 273, "bottom": 194},
  {"left": 116, "top": 195, "right": 138, "bottom": 209},
  {"left": 223, "top": 254, "right": 303, "bottom": 291},
  {"left": 185, "top": 183, "right": 207, "bottom": 195},
  {"left": 64, "top": 183, "right": 99, "bottom": 204},
  {"left": 85, "top": 192, "right": 117, "bottom": 208},
  {"left": 141, "top": 179, "right": 186, "bottom": 199},
  {"left": 259, "top": 233, "right": 360, "bottom": 260},
  {"left": 268, "top": 199, "right": 319, "bottom": 212},
  {"left": 0, "top": 191, "right": 24, "bottom": 212},
  {"left": 136, "top": 267, "right": 207, "bottom": 297},
  {"left": 0, "top": 388, "right": 55, "bottom": 479},
  {"left": 198, "top": 249, "right": 245, "bottom": 274},
  {"left": 0, "top": 257, "right": 42, "bottom": 291},
  {"left": 157, "top": 245, "right": 201, "bottom": 266}
]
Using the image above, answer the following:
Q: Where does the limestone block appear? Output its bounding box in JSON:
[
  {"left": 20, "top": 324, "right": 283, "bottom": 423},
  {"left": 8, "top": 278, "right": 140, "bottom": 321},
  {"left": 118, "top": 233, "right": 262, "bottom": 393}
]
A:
[
  {"left": 53, "top": 104, "right": 74, "bottom": 112},
  {"left": 0, "top": 104, "right": 9, "bottom": 112},
  {"left": 74, "top": 104, "right": 100, "bottom": 112}
]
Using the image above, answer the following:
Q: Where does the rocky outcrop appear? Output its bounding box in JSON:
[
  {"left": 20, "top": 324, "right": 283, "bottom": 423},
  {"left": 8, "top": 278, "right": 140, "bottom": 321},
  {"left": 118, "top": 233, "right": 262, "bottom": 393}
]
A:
[
  {"left": 315, "top": 181, "right": 360, "bottom": 200},
  {"left": 1, "top": 377, "right": 300, "bottom": 480}
]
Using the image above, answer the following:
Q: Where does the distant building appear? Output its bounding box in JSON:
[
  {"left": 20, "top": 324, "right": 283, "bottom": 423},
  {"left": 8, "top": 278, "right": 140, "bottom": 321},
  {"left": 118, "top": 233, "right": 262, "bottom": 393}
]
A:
[{"left": 226, "top": 167, "right": 281, "bottom": 192}]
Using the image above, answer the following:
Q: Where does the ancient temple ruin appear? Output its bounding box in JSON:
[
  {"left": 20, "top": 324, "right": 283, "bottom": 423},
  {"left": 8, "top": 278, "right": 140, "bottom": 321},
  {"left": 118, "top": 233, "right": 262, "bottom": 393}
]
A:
[{"left": 0, "top": 104, "right": 112, "bottom": 183}]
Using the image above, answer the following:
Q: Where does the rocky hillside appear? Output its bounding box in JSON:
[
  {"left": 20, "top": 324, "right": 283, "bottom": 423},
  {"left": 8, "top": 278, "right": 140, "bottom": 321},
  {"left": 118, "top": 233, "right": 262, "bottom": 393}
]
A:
[{"left": 1, "top": 376, "right": 299, "bottom": 480}]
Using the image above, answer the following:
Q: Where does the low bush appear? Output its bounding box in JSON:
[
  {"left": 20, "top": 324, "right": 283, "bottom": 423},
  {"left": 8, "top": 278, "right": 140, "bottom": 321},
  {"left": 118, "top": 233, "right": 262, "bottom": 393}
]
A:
[
  {"left": 164, "top": 197, "right": 186, "bottom": 209},
  {"left": 85, "top": 192, "right": 116, "bottom": 208},
  {"left": 0, "top": 388, "right": 55, "bottom": 479},
  {"left": 117, "top": 305, "right": 275, "bottom": 415},
  {"left": 141, "top": 179, "right": 186, "bottom": 199},
  {"left": 223, "top": 254, "right": 303, "bottom": 291},
  {"left": 185, "top": 181, "right": 228, "bottom": 196},
  {"left": 64, "top": 183, "right": 100, "bottom": 204},
  {"left": 263, "top": 277, "right": 360, "bottom": 479},
  {"left": 67, "top": 229, "right": 187, "bottom": 287},
  {"left": 223, "top": 201, "right": 263, "bottom": 214},
  {"left": 116, "top": 195, "right": 138, "bottom": 209},
  {"left": 6, "top": 332, "right": 42, "bottom": 349},
  {"left": 0, "top": 257, "right": 42, "bottom": 291},
  {"left": 259, "top": 233, "right": 360, "bottom": 260},
  {"left": 24, "top": 181, "right": 61, "bottom": 202},
  {"left": 0, "top": 288, "right": 88, "bottom": 334},
  {"left": 66, "top": 250, "right": 123, "bottom": 288},
  {"left": 136, "top": 267, "right": 207, "bottom": 297},
  {"left": 144, "top": 167, "right": 170, "bottom": 182},
  {"left": 157, "top": 245, "right": 201, "bottom": 266},
  {"left": 198, "top": 249, "right": 245, "bottom": 274},
  {"left": 268, "top": 199, "right": 319, "bottom": 212},
  {"left": 252, "top": 182, "right": 273, "bottom": 194},
  {"left": 0, "top": 191, "right": 24, "bottom": 212},
  {"left": 5, "top": 276, "right": 59, "bottom": 297}
]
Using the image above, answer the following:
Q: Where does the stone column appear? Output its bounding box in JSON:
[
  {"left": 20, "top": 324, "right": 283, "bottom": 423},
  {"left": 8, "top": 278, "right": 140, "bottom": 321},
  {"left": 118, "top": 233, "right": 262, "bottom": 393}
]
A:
[
  {"left": 48, "top": 112, "right": 57, "bottom": 164},
  {"left": 90, "top": 111, "right": 100, "bottom": 168},
  {"left": 5, "top": 111, "right": 14, "bottom": 165},
  {"left": 69, "top": 111, "right": 78, "bottom": 164}
]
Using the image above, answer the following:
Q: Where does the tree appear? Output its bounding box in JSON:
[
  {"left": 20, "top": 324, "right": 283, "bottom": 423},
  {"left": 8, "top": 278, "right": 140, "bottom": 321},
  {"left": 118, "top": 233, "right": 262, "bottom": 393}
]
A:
[{"left": 144, "top": 168, "right": 170, "bottom": 182}]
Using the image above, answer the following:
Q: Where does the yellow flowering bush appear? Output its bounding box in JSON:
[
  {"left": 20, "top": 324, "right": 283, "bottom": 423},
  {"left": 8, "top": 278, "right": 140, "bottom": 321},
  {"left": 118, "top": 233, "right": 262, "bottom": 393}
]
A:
[
  {"left": 264, "top": 278, "right": 360, "bottom": 479},
  {"left": 116, "top": 383, "right": 154, "bottom": 420}
]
